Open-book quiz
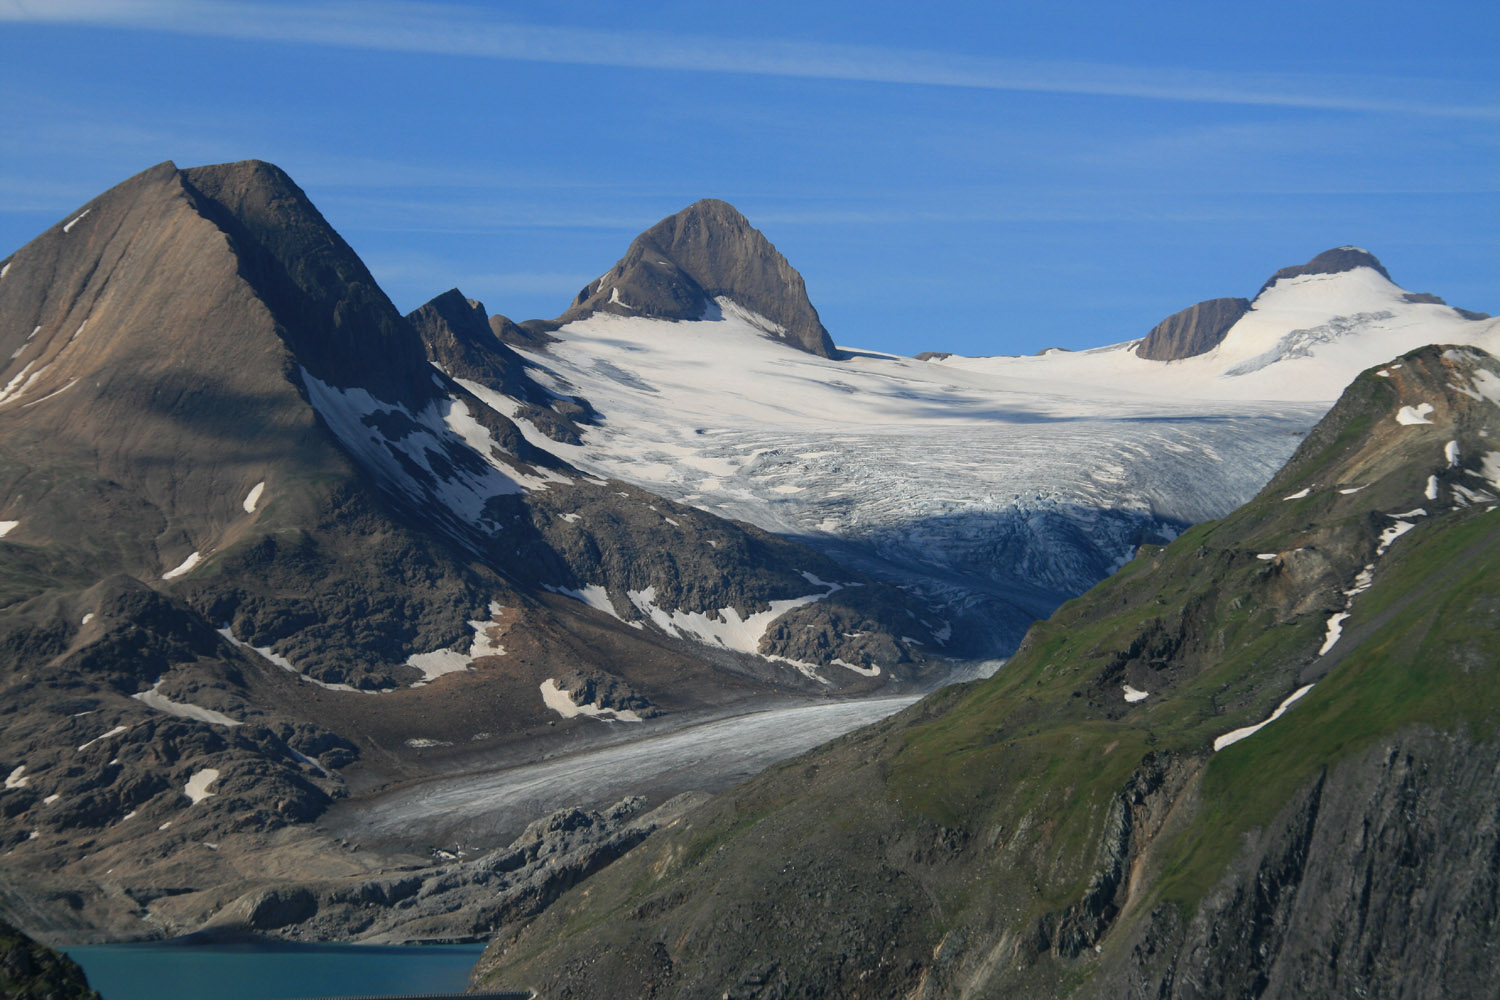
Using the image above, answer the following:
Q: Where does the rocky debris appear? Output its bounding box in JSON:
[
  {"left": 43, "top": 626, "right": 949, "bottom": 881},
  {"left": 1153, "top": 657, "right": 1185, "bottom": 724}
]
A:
[
  {"left": 552, "top": 199, "right": 838, "bottom": 358},
  {"left": 0, "top": 918, "right": 100, "bottom": 1000},
  {"left": 1134, "top": 297, "right": 1251, "bottom": 361},
  {"left": 201, "top": 795, "right": 698, "bottom": 944},
  {"left": 551, "top": 670, "right": 658, "bottom": 718}
]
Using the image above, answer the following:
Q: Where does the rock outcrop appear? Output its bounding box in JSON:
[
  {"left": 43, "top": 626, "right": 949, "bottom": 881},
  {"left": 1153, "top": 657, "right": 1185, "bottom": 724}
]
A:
[
  {"left": 553, "top": 199, "right": 838, "bottom": 358},
  {"left": 1135, "top": 296, "right": 1251, "bottom": 361}
]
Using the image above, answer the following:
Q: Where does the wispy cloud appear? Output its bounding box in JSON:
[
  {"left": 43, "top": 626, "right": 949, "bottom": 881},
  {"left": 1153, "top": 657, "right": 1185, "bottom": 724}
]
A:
[{"left": 5, "top": 0, "right": 1497, "bottom": 120}]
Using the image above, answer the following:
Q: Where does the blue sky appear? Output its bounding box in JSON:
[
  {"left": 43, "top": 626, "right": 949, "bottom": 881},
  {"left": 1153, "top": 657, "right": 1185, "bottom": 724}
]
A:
[{"left": 1, "top": 1, "right": 1496, "bottom": 356}]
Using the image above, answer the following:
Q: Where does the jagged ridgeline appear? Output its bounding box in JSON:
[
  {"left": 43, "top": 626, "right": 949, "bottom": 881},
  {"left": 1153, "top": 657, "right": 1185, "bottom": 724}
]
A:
[{"left": 477, "top": 344, "right": 1500, "bottom": 999}]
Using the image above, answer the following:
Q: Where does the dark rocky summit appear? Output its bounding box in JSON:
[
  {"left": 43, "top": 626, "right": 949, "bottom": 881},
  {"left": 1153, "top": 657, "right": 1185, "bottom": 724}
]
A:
[
  {"left": 476, "top": 344, "right": 1500, "bottom": 998},
  {"left": 1135, "top": 296, "right": 1251, "bottom": 361},
  {"left": 552, "top": 198, "right": 838, "bottom": 358},
  {"left": 1257, "top": 245, "right": 1393, "bottom": 296}
]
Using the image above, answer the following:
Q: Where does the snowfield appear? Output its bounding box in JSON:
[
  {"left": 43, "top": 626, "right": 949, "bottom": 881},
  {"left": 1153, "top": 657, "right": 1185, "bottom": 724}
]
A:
[{"left": 485, "top": 267, "right": 1496, "bottom": 655}]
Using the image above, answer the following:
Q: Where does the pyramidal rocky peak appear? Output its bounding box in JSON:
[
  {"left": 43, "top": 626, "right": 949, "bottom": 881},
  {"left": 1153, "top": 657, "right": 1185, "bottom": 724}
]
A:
[{"left": 552, "top": 198, "right": 839, "bottom": 358}]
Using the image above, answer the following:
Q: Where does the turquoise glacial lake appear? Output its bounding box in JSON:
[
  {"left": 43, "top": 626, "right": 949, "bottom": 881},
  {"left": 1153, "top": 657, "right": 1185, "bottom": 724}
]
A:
[{"left": 64, "top": 940, "right": 488, "bottom": 1000}]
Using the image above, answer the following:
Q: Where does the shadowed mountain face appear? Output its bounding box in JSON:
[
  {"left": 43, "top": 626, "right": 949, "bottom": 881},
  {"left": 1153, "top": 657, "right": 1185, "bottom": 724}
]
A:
[
  {"left": 554, "top": 198, "right": 838, "bottom": 358},
  {"left": 476, "top": 344, "right": 1500, "bottom": 999},
  {"left": 0, "top": 161, "right": 940, "bottom": 943}
]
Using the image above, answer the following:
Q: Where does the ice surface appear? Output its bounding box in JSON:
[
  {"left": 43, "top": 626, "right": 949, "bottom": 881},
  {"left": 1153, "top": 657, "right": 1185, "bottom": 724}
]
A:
[
  {"left": 1214, "top": 684, "right": 1315, "bottom": 751},
  {"left": 242, "top": 481, "right": 265, "bottom": 513},
  {"left": 540, "top": 678, "right": 643, "bottom": 722},
  {"left": 161, "top": 551, "right": 201, "bottom": 580},
  {"left": 184, "top": 768, "right": 220, "bottom": 804}
]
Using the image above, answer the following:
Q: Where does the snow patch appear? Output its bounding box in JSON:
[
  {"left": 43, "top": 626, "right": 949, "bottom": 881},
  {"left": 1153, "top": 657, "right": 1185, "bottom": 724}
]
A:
[
  {"left": 43, "top": 793, "right": 60, "bottom": 805},
  {"left": 183, "top": 768, "right": 219, "bottom": 804},
  {"left": 626, "top": 576, "right": 841, "bottom": 659},
  {"left": 77, "top": 725, "right": 128, "bottom": 752},
  {"left": 1256, "top": 553, "right": 1279, "bottom": 561},
  {"left": 161, "top": 551, "right": 201, "bottom": 580},
  {"left": 1376, "top": 520, "right": 1417, "bottom": 556},
  {"left": 1446, "top": 440, "right": 1460, "bottom": 468},
  {"left": 132, "top": 679, "right": 241, "bottom": 727},
  {"left": 21, "top": 378, "right": 79, "bottom": 408},
  {"left": 217, "top": 627, "right": 368, "bottom": 693},
  {"left": 1427, "top": 475, "right": 1440, "bottom": 500},
  {"left": 62, "top": 209, "right": 90, "bottom": 233},
  {"left": 300, "top": 370, "right": 554, "bottom": 529},
  {"left": 540, "top": 678, "right": 643, "bottom": 722},
  {"left": 242, "top": 481, "right": 265, "bottom": 513},
  {"left": 406, "top": 602, "right": 508, "bottom": 686},
  {"left": 1396, "top": 403, "right": 1434, "bottom": 425},
  {"left": 5, "top": 766, "right": 28, "bottom": 789},
  {"left": 1319, "top": 612, "right": 1351, "bottom": 655},
  {"left": 404, "top": 738, "right": 454, "bottom": 748},
  {"left": 560, "top": 512, "right": 580, "bottom": 524},
  {"left": 831, "top": 658, "right": 881, "bottom": 677},
  {"left": 545, "top": 584, "right": 622, "bottom": 621},
  {"left": 1338, "top": 485, "right": 1366, "bottom": 495},
  {"left": 1122, "top": 685, "right": 1149, "bottom": 703},
  {"left": 0, "top": 521, "right": 17, "bottom": 537},
  {"left": 1481, "top": 453, "right": 1500, "bottom": 490},
  {"left": 1214, "top": 685, "right": 1315, "bottom": 752},
  {"left": 1283, "top": 488, "right": 1311, "bottom": 500}
]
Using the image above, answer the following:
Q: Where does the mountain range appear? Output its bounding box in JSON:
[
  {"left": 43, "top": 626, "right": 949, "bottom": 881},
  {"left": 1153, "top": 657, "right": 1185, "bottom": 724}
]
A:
[
  {"left": 0, "top": 159, "right": 1495, "bottom": 964},
  {"left": 477, "top": 342, "right": 1500, "bottom": 998}
]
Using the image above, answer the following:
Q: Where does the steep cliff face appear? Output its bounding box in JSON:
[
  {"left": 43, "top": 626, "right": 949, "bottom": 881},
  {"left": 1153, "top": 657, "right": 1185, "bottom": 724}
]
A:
[{"left": 475, "top": 344, "right": 1500, "bottom": 997}]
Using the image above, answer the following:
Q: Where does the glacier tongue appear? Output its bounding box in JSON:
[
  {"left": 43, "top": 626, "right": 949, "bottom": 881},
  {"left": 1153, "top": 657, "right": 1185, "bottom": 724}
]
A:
[{"left": 502, "top": 310, "right": 1323, "bottom": 655}]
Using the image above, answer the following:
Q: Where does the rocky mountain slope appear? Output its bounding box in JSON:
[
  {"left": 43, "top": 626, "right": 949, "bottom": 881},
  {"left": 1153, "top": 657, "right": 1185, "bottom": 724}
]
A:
[
  {"left": 475, "top": 343, "right": 1500, "bottom": 998},
  {"left": 0, "top": 161, "right": 938, "bottom": 942}
]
